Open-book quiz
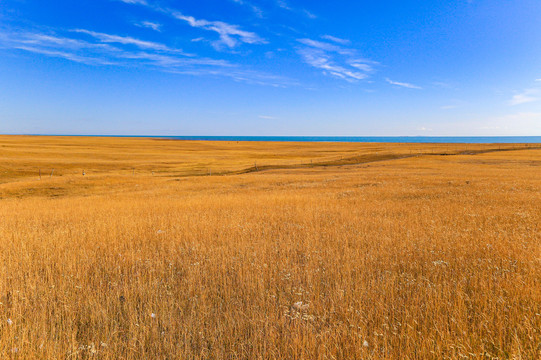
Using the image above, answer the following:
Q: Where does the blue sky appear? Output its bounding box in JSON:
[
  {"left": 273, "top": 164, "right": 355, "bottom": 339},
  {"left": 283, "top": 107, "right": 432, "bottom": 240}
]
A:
[{"left": 0, "top": 0, "right": 540, "bottom": 136}]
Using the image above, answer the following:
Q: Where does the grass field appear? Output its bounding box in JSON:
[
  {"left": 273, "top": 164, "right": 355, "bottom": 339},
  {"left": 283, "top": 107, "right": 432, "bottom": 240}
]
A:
[{"left": 0, "top": 136, "right": 540, "bottom": 359}]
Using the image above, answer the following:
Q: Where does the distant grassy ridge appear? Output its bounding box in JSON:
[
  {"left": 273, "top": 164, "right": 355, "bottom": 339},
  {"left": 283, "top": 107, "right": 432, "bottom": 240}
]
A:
[
  {"left": 1, "top": 135, "right": 539, "bottom": 182},
  {"left": 230, "top": 144, "right": 541, "bottom": 176}
]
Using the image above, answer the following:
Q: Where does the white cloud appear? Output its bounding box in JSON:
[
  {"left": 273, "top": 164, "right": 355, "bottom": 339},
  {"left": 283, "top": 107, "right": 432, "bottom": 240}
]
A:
[
  {"left": 297, "top": 48, "right": 367, "bottom": 82},
  {"left": 296, "top": 38, "right": 376, "bottom": 82},
  {"left": 276, "top": 0, "right": 292, "bottom": 10},
  {"left": 169, "top": 68, "right": 297, "bottom": 87},
  {"left": 12, "top": 45, "right": 116, "bottom": 65},
  {"left": 115, "top": 0, "right": 265, "bottom": 49},
  {"left": 303, "top": 10, "right": 317, "bottom": 19},
  {"left": 231, "top": 0, "right": 263, "bottom": 18},
  {"left": 298, "top": 38, "right": 348, "bottom": 54},
  {"left": 349, "top": 61, "right": 374, "bottom": 73},
  {"left": 119, "top": 51, "right": 231, "bottom": 68},
  {"left": 385, "top": 78, "right": 422, "bottom": 89},
  {"left": 0, "top": 28, "right": 294, "bottom": 87},
  {"left": 136, "top": 21, "right": 161, "bottom": 32},
  {"left": 1, "top": 32, "right": 118, "bottom": 55},
  {"left": 1, "top": 30, "right": 229, "bottom": 70},
  {"left": 274, "top": 0, "right": 316, "bottom": 19},
  {"left": 536, "top": 79, "right": 541, "bottom": 82},
  {"left": 509, "top": 89, "right": 539, "bottom": 106},
  {"left": 321, "top": 35, "right": 350, "bottom": 45},
  {"left": 258, "top": 115, "right": 277, "bottom": 120},
  {"left": 118, "top": 0, "right": 148, "bottom": 4},
  {"left": 74, "top": 29, "right": 181, "bottom": 52},
  {"left": 168, "top": 11, "right": 266, "bottom": 49}
]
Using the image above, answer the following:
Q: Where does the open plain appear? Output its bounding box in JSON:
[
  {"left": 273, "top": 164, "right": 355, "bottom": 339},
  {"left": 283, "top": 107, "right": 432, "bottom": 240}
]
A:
[{"left": 0, "top": 136, "right": 540, "bottom": 359}]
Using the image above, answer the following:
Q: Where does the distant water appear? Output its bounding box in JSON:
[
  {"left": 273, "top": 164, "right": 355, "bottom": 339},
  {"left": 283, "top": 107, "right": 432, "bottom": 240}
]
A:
[{"left": 158, "top": 136, "right": 541, "bottom": 144}]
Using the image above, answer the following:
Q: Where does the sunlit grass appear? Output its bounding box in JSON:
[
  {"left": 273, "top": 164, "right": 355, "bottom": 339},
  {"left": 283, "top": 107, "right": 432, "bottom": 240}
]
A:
[{"left": 0, "top": 136, "right": 539, "bottom": 359}]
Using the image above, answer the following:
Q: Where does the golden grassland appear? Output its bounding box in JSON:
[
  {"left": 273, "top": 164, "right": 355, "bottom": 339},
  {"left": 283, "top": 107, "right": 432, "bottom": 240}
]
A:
[{"left": 0, "top": 135, "right": 540, "bottom": 359}]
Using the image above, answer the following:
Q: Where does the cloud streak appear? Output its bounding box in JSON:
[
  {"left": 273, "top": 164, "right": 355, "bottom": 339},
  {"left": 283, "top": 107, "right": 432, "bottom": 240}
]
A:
[
  {"left": 136, "top": 21, "right": 161, "bottom": 32},
  {"left": 169, "top": 11, "right": 266, "bottom": 49},
  {"left": 321, "top": 35, "right": 350, "bottom": 45},
  {"left": 230, "top": 0, "right": 263, "bottom": 18},
  {"left": 74, "top": 29, "right": 186, "bottom": 53},
  {"left": 12, "top": 45, "right": 117, "bottom": 65},
  {"left": 117, "top": 0, "right": 148, "bottom": 4},
  {"left": 386, "top": 78, "right": 422, "bottom": 89},
  {"left": 297, "top": 38, "right": 375, "bottom": 82},
  {"left": 509, "top": 89, "right": 539, "bottom": 106},
  {"left": 116, "top": 0, "right": 265, "bottom": 49},
  {"left": 275, "top": 0, "right": 316, "bottom": 19},
  {"left": 0, "top": 29, "right": 292, "bottom": 86}
]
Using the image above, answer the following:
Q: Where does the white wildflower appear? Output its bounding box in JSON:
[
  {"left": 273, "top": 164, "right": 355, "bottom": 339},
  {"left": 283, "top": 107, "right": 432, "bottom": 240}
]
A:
[
  {"left": 292, "top": 301, "right": 309, "bottom": 312},
  {"left": 151, "top": 313, "right": 156, "bottom": 318},
  {"left": 363, "top": 340, "right": 369, "bottom": 347},
  {"left": 433, "top": 260, "right": 449, "bottom": 267},
  {"left": 7, "top": 318, "right": 13, "bottom": 325}
]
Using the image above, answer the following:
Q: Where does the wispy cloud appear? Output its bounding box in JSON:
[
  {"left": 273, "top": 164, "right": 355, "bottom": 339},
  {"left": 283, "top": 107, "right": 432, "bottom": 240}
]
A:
[
  {"left": 117, "top": 0, "right": 148, "bottom": 4},
  {"left": 509, "top": 89, "right": 539, "bottom": 106},
  {"left": 136, "top": 21, "right": 161, "bottom": 32},
  {"left": 303, "top": 10, "right": 317, "bottom": 19},
  {"left": 0, "top": 32, "right": 119, "bottom": 57},
  {"left": 275, "top": 0, "right": 316, "bottom": 19},
  {"left": 298, "top": 38, "right": 349, "bottom": 54},
  {"left": 298, "top": 48, "right": 367, "bottom": 82},
  {"left": 168, "top": 68, "right": 297, "bottom": 87},
  {"left": 258, "top": 115, "right": 277, "bottom": 120},
  {"left": 116, "top": 0, "right": 265, "bottom": 49},
  {"left": 169, "top": 11, "right": 266, "bottom": 49},
  {"left": 349, "top": 61, "right": 376, "bottom": 72},
  {"left": 14, "top": 32, "right": 199, "bottom": 65},
  {"left": 386, "top": 78, "right": 422, "bottom": 89},
  {"left": 276, "top": 0, "right": 292, "bottom": 11},
  {"left": 230, "top": 0, "right": 263, "bottom": 18},
  {"left": 297, "top": 38, "right": 375, "bottom": 82},
  {"left": 7, "top": 29, "right": 297, "bottom": 86},
  {"left": 11, "top": 45, "right": 116, "bottom": 65},
  {"left": 321, "top": 35, "right": 350, "bottom": 45},
  {"left": 74, "top": 29, "right": 185, "bottom": 53}
]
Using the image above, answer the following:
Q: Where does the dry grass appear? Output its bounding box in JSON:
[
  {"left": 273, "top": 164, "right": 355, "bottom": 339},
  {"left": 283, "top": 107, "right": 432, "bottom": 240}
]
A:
[{"left": 0, "top": 136, "right": 540, "bottom": 359}]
